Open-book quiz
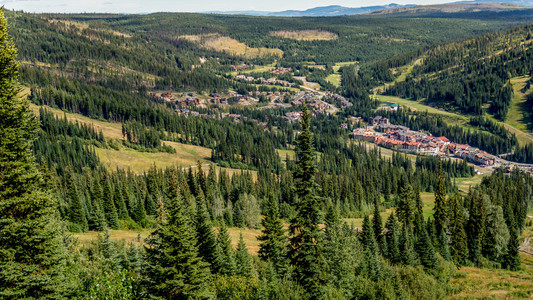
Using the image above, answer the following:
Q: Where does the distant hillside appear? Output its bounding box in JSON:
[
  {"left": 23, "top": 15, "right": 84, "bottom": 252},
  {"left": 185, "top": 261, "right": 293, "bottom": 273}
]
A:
[
  {"left": 208, "top": 4, "right": 417, "bottom": 17},
  {"left": 369, "top": 23, "right": 533, "bottom": 121},
  {"left": 367, "top": 2, "right": 529, "bottom": 16}
]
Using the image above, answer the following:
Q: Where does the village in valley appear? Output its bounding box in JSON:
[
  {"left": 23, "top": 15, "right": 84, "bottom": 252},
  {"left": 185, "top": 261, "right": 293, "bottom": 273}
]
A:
[{"left": 147, "top": 60, "right": 533, "bottom": 174}]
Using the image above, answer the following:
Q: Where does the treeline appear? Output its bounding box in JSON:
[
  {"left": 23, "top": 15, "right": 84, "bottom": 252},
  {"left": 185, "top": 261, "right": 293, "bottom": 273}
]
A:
[{"left": 34, "top": 109, "right": 102, "bottom": 176}]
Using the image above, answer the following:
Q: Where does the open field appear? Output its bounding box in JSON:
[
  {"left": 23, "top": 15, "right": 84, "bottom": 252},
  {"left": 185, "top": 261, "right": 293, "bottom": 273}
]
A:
[
  {"left": 455, "top": 175, "right": 484, "bottom": 193},
  {"left": 95, "top": 142, "right": 212, "bottom": 174},
  {"left": 375, "top": 95, "right": 467, "bottom": 121},
  {"left": 29, "top": 104, "right": 124, "bottom": 139},
  {"left": 180, "top": 34, "right": 283, "bottom": 58},
  {"left": 269, "top": 30, "right": 338, "bottom": 41},
  {"left": 72, "top": 227, "right": 262, "bottom": 254},
  {"left": 449, "top": 264, "right": 533, "bottom": 299},
  {"left": 326, "top": 73, "right": 341, "bottom": 87},
  {"left": 508, "top": 76, "right": 530, "bottom": 132},
  {"left": 50, "top": 19, "right": 132, "bottom": 38}
]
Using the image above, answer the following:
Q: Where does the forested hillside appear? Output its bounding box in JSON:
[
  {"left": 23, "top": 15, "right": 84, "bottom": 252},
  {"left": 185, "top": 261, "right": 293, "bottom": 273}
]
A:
[
  {"left": 1, "top": 8, "right": 533, "bottom": 300},
  {"left": 376, "top": 24, "right": 533, "bottom": 121}
]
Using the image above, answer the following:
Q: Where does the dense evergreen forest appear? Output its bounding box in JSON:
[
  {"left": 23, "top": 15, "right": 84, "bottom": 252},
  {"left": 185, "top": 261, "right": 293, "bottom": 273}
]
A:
[{"left": 1, "top": 8, "right": 533, "bottom": 300}]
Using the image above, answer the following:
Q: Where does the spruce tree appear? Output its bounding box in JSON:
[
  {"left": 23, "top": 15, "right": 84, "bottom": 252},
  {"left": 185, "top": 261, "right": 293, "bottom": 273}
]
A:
[
  {"left": 195, "top": 192, "right": 221, "bottom": 274},
  {"left": 449, "top": 194, "right": 468, "bottom": 265},
  {"left": 235, "top": 233, "right": 252, "bottom": 277},
  {"left": 89, "top": 177, "right": 107, "bottom": 231},
  {"left": 416, "top": 225, "right": 438, "bottom": 270},
  {"left": 0, "top": 9, "right": 71, "bottom": 297},
  {"left": 372, "top": 198, "right": 383, "bottom": 243},
  {"left": 289, "top": 107, "right": 327, "bottom": 297},
  {"left": 67, "top": 174, "right": 88, "bottom": 232},
  {"left": 434, "top": 162, "right": 447, "bottom": 238},
  {"left": 258, "top": 194, "right": 287, "bottom": 274},
  {"left": 503, "top": 227, "right": 521, "bottom": 271},
  {"left": 218, "top": 223, "right": 236, "bottom": 275},
  {"left": 467, "top": 191, "right": 485, "bottom": 266},
  {"left": 385, "top": 212, "right": 401, "bottom": 264},
  {"left": 142, "top": 194, "right": 214, "bottom": 299},
  {"left": 103, "top": 179, "right": 119, "bottom": 229},
  {"left": 397, "top": 185, "right": 414, "bottom": 229}
]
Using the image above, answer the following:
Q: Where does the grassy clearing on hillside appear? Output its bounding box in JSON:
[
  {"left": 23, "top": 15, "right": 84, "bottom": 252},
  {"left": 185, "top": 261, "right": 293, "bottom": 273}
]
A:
[
  {"left": 29, "top": 104, "right": 124, "bottom": 139},
  {"left": 269, "top": 30, "right": 338, "bottom": 41},
  {"left": 508, "top": 77, "right": 530, "bottom": 132},
  {"left": 449, "top": 264, "right": 533, "bottom": 299},
  {"left": 180, "top": 34, "right": 283, "bottom": 58},
  {"left": 50, "top": 19, "right": 132, "bottom": 38},
  {"left": 95, "top": 142, "right": 212, "bottom": 174},
  {"left": 326, "top": 73, "right": 341, "bottom": 87},
  {"left": 375, "top": 95, "right": 466, "bottom": 121}
]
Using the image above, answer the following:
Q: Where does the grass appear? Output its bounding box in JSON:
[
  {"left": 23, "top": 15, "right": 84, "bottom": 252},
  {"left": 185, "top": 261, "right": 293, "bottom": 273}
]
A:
[
  {"left": 29, "top": 104, "right": 124, "bottom": 139},
  {"left": 72, "top": 229, "right": 149, "bottom": 246},
  {"left": 375, "top": 95, "right": 467, "bottom": 122},
  {"left": 180, "top": 34, "right": 283, "bottom": 58},
  {"left": 95, "top": 142, "right": 212, "bottom": 174},
  {"left": 269, "top": 30, "right": 338, "bottom": 41},
  {"left": 449, "top": 265, "right": 533, "bottom": 299},
  {"left": 276, "top": 149, "right": 295, "bottom": 161},
  {"left": 508, "top": 76, "right": 530, "bottom": 132},
  {"left": 326, "top": 74, "right": 341, "bottom": 87},
  {"left": 455, "top": 175, "right": 484, "bottom": 193},
  {"left": 72, "top": 227, "right": 262, "bottom": 254}
]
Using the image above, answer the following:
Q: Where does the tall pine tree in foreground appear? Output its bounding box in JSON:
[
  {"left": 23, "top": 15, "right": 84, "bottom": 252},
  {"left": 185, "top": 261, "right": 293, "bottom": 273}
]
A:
[
  {"left": 142, "top": 194, "right": 214, "bottom": 299},
  {"left": 0, "top": 9, "right": 70, "bottom": 298},
  {"left": 289, "top": 107, "right": 327, "bottom": 298},
  {"left": 258, "top": 194, "right": 288, "bottom": 275}
]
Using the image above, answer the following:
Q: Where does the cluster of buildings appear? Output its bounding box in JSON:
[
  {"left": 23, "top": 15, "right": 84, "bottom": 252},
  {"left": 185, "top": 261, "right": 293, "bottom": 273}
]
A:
[
  {"left": 271, "top": 67, "right": 292, "bottom": 75},
  {"left": 325, "top": 92, "right": 353, "bottom": 109},
  {"left": 248, "top": 91, "right": 291, "bottom": 103},
  {"left": 232, "top": 63, "right": 250, "bottom": 71},
  {"left": 290, "top": 91, "right": 330, "bottom": 111},
  {"left": 234, "top": 74, "right": 294, "bottom": 87},
  {"left": 282, "top": 110, "right": 323, "bottom": 122},
  {"left": 352, "top": 116, "right": 497, "bottom": 166},
  {"left": 150, "top": 92, "right": 202, "bottom": 106}
]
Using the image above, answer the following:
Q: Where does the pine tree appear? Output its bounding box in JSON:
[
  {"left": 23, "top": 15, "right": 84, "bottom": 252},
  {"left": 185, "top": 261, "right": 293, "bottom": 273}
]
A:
[
  {"left": 372, "top": 198, "right": 383, "bottom": 243},
  {"left": 385, "top": 212, "right": 401, "bottom": 264},
  {"left": 0, "top": 9, "right": 71, "bottom": 297},
  {"left": 218, "top": 223, "right": 236, "bottom": 275},
  {"left": 467, "top": 190, "right": 485, "bottom": 266},
  {"left": 67, "top": 173, "right": 88, "bottom": 232},
  {"left": 449, "top": 194, "right": 468, "bottom": 265},
  {"left": 195, "top": 192, "right": 221, "bottom": 274},
  {"left": 399, "top": 228, "right": 417, "bottom": 266},
  {"left": 142, "top": 193, "right": 214, "bottom": 299},
  {"left": 89, "top": 177, "right": 107, "bottom": 231},
  {"left": 258, "top": 194, "right": 287, "bottom": 274},
  {"left": 434, "top": 162, "right": 447, "bottom": 238},
  {"left": 397, "top": 185, "right": 414, "bottom": 229},
  {"left": 235, "top": 233, "right": 252, "bottom": 277},
  {"left": 132, "top": 198, "right": 147, "bottom": 227},
  {"left": 289, "top": 107, "right": 327, "bottom": 297},
  {"left": 416, "top": 225, "right": 438, "bottom": 270},
  {"left": 103, "top": 179, "right": 119, "bottom": 229},
  {"left": 502, "top": 227, "right": 521, "bottom": 271}
]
